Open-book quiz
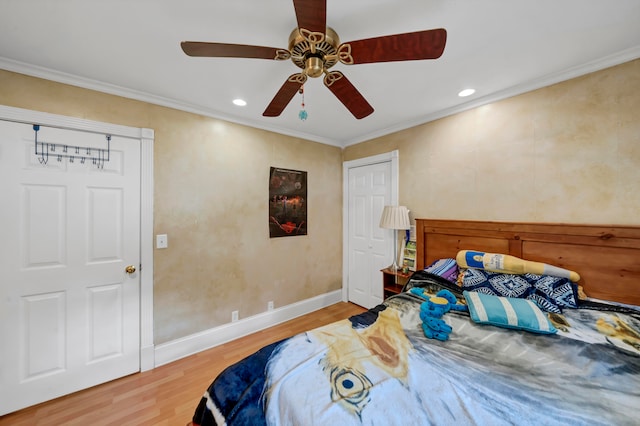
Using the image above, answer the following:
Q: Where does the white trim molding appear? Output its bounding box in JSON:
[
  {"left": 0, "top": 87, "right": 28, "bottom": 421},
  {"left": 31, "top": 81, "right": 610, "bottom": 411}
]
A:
[
  {"left": 5, "top": 45, "right": 639, "bottom": 148},
  {"left": 139, "top": 131, "right": 155, "bottom": 371},
  {"left": 154, "top": 289, "right": 343, "bottom": 367}
]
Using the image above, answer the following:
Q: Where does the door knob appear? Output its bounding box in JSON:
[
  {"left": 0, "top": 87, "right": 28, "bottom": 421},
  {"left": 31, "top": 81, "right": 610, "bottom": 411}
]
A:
[{"left": 125, "top": 265, "right": 136, "bottom": 274}]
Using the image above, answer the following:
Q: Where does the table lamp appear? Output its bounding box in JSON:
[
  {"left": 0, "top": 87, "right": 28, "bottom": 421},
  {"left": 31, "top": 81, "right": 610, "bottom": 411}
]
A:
[{"left": 379, "top": 205, "right": 411, "bottom": 272}]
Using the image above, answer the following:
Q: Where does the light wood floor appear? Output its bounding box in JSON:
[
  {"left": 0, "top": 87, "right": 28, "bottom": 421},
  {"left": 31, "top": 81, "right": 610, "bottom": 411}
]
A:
[{"left": 0, "top": 302, "right": 366, "bottom": 426}]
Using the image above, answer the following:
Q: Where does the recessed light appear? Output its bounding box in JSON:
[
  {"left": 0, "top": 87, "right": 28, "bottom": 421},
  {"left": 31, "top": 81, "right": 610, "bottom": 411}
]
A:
[
  {"left": 458, "top": 89, "right": 476, "bottom": 97},
  {"left": 232, "top": 99, "right": 247, "bottom": 106}
]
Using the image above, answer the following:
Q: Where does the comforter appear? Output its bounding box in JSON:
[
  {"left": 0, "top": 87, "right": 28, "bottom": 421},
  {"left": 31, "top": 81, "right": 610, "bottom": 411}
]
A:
[{"left": 192, "top": 274, "right": 640, "bottom": 426}]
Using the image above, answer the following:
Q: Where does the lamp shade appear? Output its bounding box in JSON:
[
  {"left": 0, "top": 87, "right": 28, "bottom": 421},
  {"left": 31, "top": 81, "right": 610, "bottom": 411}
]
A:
[{"left": 379, "top": 205, "right": 410, "bottom": 230}]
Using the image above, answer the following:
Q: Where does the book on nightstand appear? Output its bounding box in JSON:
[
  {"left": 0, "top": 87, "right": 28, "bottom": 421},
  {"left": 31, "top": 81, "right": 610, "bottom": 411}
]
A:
[{"left": 403, "top": 240, "right": 416, "bottom": 272}]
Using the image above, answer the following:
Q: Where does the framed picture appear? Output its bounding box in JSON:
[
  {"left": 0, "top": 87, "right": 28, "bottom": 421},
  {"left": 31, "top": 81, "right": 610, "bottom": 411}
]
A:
[{"left": 269, "top": 167, "right": 307, "bottom": 237}]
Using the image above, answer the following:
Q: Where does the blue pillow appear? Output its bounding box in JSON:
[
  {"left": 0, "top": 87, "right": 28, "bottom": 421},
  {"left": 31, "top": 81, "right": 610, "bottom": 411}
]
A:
[
  {"left": 463, "top": 291, "right": 557, "bottom": 334},
  {"left": 461, "top": 268, "right": 578, "bottom": 313}
]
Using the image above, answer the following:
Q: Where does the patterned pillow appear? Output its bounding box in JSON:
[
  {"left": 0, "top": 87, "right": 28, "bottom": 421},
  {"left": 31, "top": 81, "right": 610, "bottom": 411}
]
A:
[
  {"left": 463, "top": 291, "right": 557, "bottom": 334},
  {"left": 460, "top": 268, "right": 578, "bottom": 313},
  {"left": 424, "top": 258, "right": 459, "bottom": 283}
]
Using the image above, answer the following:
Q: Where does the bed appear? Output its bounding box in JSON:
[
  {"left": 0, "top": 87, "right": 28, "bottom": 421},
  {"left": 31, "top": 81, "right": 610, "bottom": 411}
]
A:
[{"left": 190, "top": 219, "right": 640, "bottom": 426}]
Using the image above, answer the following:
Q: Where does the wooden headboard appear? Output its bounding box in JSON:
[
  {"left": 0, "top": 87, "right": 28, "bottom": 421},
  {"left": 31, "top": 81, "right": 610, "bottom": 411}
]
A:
[{"left": 415, "top": 219, "right": 640, "bottom": 306}]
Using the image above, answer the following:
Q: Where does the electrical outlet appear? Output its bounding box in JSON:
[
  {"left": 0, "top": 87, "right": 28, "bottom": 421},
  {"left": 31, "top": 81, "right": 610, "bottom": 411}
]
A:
[
  {"left": 231, "top": 310, "right": 238, "bottom": 322},
  {"left": 156, "top": 234, "right": 168, "bottom": 249},
  {"left": 267, "top": 301, "right": 274, "bottom": 311}
]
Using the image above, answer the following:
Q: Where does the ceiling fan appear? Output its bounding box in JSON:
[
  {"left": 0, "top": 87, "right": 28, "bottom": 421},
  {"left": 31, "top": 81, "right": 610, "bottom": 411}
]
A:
[{"left": 180, "top": 0, "right": 446, "bottom": 119}]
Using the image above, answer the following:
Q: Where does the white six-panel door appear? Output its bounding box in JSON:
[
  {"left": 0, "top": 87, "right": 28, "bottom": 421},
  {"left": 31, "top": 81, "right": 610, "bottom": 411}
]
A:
[
  {"left": 347, "top": 161, "right": 393, "bottom": 308},
  {"left": 0, "top": 120, "right": 141, "bottom": 415}
]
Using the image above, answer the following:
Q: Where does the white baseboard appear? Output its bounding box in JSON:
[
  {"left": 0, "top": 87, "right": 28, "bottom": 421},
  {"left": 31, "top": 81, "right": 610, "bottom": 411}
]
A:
[
  {"left": 153, "top": 289, "right": 343, "bottom": 367},
  {"left": 140, "top": 345, "right": 155, "bottom": 372}
]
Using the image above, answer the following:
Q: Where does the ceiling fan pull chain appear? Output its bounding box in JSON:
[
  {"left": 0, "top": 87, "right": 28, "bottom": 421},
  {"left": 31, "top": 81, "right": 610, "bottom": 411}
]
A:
[{"left": 298, "top": 85, "right": 308, "bottom": 121}]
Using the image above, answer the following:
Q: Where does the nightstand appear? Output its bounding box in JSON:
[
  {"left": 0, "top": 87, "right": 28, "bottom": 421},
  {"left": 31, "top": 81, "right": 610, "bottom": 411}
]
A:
[{"left": 381, "top": 268, "right": 412, "bottom": 299}]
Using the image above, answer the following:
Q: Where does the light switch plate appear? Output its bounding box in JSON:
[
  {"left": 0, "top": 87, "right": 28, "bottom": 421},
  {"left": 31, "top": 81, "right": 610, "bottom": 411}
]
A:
[{"left": 156, "top": 234, "right": 168, "bottom": 249}]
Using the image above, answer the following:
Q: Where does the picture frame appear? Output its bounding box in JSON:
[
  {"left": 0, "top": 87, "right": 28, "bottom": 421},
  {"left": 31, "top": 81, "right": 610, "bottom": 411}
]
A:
[{"left": 269, "top": 167, "right": 307, "bottom": 238}]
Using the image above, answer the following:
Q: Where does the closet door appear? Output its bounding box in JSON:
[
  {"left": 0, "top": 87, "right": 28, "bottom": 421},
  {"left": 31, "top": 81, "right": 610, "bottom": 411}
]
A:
[
  {"left": 347, "top": 161, "right": 392, "bottom": 308},
  {"left": 0, "top": 120, "right": 141, "bottom": 415}
]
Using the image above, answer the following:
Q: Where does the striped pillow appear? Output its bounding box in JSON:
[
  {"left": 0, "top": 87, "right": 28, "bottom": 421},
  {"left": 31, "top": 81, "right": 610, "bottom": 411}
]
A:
[
  {"left": 463, "top": 291, "right": 557, "bottom": 334},
  {"left": 424, "top": 258, "right": 459, "bottom": 283}
]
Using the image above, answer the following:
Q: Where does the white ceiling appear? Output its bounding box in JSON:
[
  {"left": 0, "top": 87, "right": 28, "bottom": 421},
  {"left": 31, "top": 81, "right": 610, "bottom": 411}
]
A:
[{"left": 1, "top": 0, "right": 639, "bottom": 147}]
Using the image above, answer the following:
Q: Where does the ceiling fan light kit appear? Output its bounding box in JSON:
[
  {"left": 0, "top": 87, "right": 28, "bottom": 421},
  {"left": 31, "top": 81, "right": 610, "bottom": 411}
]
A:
[{"left": 181, "top": 0, "right": 446, "bottom": 120}]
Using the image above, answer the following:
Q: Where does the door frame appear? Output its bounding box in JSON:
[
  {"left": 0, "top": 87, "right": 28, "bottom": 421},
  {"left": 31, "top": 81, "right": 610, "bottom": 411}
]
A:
[
  {"left": 0, "top": 104, "right": 155, "bottom": 371},
  {"left": 342, "top": 150, "right": 399, "bottom": 302}
]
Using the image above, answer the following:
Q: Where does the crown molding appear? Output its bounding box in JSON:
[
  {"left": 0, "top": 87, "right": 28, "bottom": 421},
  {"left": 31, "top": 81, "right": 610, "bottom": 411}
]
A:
[{"left": 3, "top": 44, "right": 639, "bottom": 149}]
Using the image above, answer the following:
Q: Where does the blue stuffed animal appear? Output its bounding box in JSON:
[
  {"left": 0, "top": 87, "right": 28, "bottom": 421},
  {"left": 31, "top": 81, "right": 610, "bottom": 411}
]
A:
[{"left": 411, "top": 288, "right": 468, "bottom": 341}]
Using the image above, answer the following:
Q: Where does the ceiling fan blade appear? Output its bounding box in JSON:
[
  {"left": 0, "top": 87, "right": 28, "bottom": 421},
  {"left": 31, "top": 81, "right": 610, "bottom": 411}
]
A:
[
  {"left": 323, "top": 71, "right": 374, "bottom": 119},
  {"left": 338, "top": 29, "right": 447, "bottom": 65},
  {"left": 181, "top": 41, "right": 290, "bottom": 60},
  {"left": 263, "top": 74, "right": 308, "bottom": 117},
  {"left": 293, "top": 0, "right": 327, "bottom": 35}
]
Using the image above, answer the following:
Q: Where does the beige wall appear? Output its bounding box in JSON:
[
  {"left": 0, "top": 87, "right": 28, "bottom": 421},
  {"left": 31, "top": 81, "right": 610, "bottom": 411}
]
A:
[
  {"left": 2, "top": 58, "right": 638, "bottom": 344},
  {"left": 0, "top": 70, "right": 343, "bottom": 344},
  {"left": 344, "top": 59, "right": 640, "bottom": 226}
]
